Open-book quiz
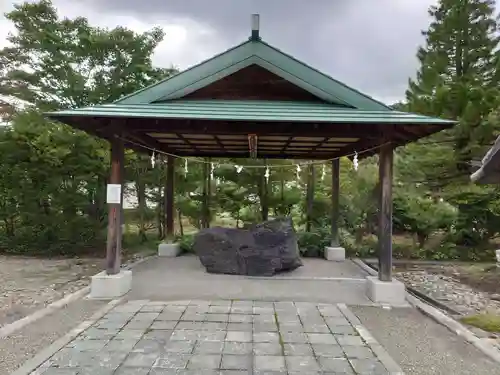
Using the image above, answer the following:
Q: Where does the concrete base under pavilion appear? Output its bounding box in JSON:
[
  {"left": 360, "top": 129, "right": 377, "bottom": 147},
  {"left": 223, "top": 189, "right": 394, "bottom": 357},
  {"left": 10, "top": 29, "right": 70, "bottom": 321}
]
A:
[
  {"left": 324, "top": 246, "right": 345, "bottom": 261},
  {"left": 158, "top": 242, "right": 181, "bottom": 257},
  {"left": 89, "top": 270, "right": 132, "bottom": 299},
  {"left": 366, "top": 275, "right": 406, "bottom": 305}
]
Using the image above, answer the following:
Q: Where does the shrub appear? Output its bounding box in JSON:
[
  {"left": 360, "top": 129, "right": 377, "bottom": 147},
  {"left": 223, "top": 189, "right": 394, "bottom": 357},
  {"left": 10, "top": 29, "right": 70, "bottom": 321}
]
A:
[
  {"left": 297, "top": 230, "right": 329, "bottom": 257},
  {"left": 175, "top": 233, "right": 195, "bottom": 254}
]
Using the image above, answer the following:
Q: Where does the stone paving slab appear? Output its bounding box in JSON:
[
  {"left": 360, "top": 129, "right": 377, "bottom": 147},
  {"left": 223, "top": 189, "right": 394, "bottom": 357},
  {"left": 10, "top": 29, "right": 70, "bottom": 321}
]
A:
[{"left": 27, "top": 300, "right": 402, "bottom": 375}]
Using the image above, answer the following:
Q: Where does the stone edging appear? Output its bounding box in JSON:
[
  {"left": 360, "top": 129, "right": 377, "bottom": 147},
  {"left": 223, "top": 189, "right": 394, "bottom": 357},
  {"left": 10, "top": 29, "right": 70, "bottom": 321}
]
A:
[
  {"left": 406, "top": 294, "right": 500, "bottom": 364},
  {"left": 352, "top": 258, "right": 500, "bottom": 365},
  {"left": 0, "top": 253, "right": 154, "bottom": 340},
  {"left": 10, "top": 297, "right": 124, "bottom": 375},
  {"left": 351, "top": 258, "right": 379, "bottom": 277},
  {"left": 0, "top": 286, "right": 90, "bottom": 339},
  {"left": 244, "top": 276, "right": 366, "bottom": 282},
  {"left": 337, "top": 303, "right": 405, "bottom": 375}
]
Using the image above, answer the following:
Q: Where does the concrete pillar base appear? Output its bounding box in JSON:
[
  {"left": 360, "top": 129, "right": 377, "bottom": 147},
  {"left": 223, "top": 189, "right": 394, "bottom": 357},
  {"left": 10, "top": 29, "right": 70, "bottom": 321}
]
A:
[
  {"left": 158, "top": 242, "right": 181, "bottom": 257},
  {"left": 366, "top": 276, "right": 406, "bottom": 305},
  {"left": 89, "top": 270, "right": 132, "bottom": 299},
  {"left": 324, "top": 246, "right": 345, "bottom": 261}
]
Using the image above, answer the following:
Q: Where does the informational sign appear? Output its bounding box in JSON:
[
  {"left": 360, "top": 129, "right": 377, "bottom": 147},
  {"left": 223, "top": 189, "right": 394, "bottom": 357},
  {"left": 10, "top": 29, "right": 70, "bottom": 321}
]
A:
[{"left": 106, "top": 184, "right": 122, "bottom": 204}]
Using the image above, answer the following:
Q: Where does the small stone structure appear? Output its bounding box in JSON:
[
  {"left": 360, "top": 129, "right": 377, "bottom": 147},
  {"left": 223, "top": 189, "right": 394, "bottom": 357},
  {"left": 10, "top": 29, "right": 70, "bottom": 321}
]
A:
[{"left": 194, "top": 217, "right": 303, "bottom": 276}]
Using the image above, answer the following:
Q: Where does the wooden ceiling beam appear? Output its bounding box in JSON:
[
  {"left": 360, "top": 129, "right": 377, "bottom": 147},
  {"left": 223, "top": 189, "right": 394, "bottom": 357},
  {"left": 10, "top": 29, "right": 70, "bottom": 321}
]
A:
[
  {"left": 169, "top": 151, "right": 337, "bottom": 160},
  {"left": 280, "top": 136, "right": 295, "bottom": 153},
  {"left": 122, "top": 118, "right": 382, "bottom": 139},
  {"left": 213, "top": 135, "right": 226, "bottom": 151},
  {"left": 175, "top": 133, "right": 200, "bottom": 152}
]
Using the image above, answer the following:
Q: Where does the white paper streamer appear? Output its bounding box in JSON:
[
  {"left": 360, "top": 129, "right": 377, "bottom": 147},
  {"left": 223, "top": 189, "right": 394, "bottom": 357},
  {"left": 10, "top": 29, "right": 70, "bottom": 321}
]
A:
[
  {"left": 353, "top": 151, "right": 359, "bottom": 171},
  {"left": 296, "top": 164, "right": 301, "bottom": 181},
  {"left": 184, "top": 159, "right": 188, "bottom": 176},
  {"left": 210, "top": 162, "right": 215, "bottom": 180},
  {"left": 321, "top": 164, "right": 326, "bottom": 181},
  {"left": 265, "top": 166, "right": 270, "bottom": 183},
  {"left": 150, "top": 151, "right": 155, "bottom": 168}
]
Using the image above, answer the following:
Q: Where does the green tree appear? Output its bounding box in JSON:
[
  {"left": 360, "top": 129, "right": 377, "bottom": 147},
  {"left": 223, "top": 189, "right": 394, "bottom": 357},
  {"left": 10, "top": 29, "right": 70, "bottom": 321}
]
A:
[
  {"left": 406, "top": 0, "right": 500, "bottom": 175},
  {"left": 0, "top": 0, "right": 176, "bottom": 254},
  {"left": 400, "top": 0, "right": 500, "bottom": 256},
  {"left": 0, "top": 0, "right": 175, "bottom": 109}
]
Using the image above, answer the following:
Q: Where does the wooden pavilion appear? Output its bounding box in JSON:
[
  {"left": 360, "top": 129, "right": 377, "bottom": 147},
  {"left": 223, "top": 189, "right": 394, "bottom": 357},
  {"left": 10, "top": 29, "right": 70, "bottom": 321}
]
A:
[{"left": 46, "top": 15, "right": 455, "bottom": 301}]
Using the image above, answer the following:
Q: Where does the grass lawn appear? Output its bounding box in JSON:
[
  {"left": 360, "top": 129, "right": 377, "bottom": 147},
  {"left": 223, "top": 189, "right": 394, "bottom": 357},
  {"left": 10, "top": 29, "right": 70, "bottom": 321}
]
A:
[{"left": 461, "top": 313, "right": 500, "bottom": 333}]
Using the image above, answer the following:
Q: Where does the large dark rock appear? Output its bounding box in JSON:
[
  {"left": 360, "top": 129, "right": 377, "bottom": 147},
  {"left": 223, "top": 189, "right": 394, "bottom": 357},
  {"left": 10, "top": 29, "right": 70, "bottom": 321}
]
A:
[{"left": 193, "top": 217, "right": 303, "bottom": 276}]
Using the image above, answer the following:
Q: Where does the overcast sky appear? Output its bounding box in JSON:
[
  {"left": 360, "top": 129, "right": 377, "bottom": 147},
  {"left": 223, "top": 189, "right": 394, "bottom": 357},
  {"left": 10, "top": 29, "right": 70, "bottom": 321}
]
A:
[{"left": 0, "top": 0, "right": 449, "bottom": 104}]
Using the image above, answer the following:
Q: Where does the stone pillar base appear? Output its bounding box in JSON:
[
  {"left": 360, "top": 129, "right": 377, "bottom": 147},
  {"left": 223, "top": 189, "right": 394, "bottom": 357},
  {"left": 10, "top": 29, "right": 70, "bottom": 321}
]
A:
[
  {"left": 89, "top": 270, "right": 132, "bottom": 299},
  {"left": 366, "top": 275, "right": 406, "bottom": 305},
  {"left": 158, "top": 242, "right": 181, "bottom": 257},
  {"left": 324, "top": 246, "right": 345, "bottom": 261}
]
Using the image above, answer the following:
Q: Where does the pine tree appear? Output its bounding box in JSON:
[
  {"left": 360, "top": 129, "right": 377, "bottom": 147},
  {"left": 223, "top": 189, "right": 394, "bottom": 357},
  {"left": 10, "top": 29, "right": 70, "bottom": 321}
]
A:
[{"left": 406, "top": 0, "right": 500, "bottom": 177}]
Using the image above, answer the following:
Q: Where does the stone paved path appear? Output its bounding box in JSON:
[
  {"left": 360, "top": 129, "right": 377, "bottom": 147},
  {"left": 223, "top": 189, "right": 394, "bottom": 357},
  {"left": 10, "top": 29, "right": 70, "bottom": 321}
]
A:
[{"left": 30, "top": 300, "right": 399, "bottom": 375}]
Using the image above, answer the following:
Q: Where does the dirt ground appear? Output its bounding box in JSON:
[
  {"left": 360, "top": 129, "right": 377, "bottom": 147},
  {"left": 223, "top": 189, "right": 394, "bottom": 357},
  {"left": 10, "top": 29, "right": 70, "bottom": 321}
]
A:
[{"left": 0, "top": 255, "right": 103, "bottom": 328}]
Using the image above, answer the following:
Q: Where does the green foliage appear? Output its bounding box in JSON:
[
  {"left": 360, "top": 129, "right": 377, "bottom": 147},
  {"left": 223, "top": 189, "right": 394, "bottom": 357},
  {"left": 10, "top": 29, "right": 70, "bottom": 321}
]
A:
[
  {"left": 461, "top": 313, "right": 500, "bottom": 332},
  {"left": 297, "top": 228, "right": 330, "bottom": 258},
  {"left": 0, "top": 0, "right": 175, "bottom": 255},
  {"left": 1, "top": 0, "right": 500, "bottom": 263},
  {"left": 175, "top": 233, "right": 196, "bottom": 254}
]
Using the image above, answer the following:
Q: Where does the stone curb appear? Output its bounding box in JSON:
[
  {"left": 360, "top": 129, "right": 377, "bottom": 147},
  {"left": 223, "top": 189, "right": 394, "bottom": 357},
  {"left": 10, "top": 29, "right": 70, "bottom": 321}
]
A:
[
  {"left": 351, "top": 258, "right": 378, "bottom": 276},
  {"left": 244, "top": 276, "right": 366, "bottom": 282},
  {"left": 353, "top": 258, "right": 500, "bottom": 364},
  {"left": 338, "top": 303, "right": 405, "bottom": 375},
  {"left": 406, "top": 293, "right": 500, "bottom": 364},
  {"left": 0, "top": 286, "right": 90, "bottom": 339},
  {"left": 0, "top": 253, "right": 154, "bottom": 340},
  {"left": 10, "top": 297, "right": 124, "bottom": 375}
]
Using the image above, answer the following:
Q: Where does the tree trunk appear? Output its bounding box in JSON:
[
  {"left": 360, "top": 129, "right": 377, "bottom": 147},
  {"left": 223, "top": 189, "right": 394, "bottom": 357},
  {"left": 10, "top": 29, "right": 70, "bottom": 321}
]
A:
[
  {"left": 417, "top": 232, "right": 427, "bottom": 249},
  {"left": 3, "top": 218, "right": 14, "bottom": 237},
  {"left": 135, "top": 179, "right": 147, "bottom": 243},
  {"left": 177, "top": 208, "right": 184, "bottom": 236},
  {"left": 202, "top": 160, "right": 210, "bottom": 228},
  {"left": 306, "top": 164, "right": 315, "bottom": 232},
  {"left": 157, "top": 186, "right": 163, "bottom": 239},
  {"left": 259, "top": 162, "right": 269, "bottom": 221}
]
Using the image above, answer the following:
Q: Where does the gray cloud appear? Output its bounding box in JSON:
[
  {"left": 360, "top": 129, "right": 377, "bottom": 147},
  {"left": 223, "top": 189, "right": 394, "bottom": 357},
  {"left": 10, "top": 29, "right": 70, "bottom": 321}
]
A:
[{"left": 75, "top": 0, "right": 438, "bottom": 103}]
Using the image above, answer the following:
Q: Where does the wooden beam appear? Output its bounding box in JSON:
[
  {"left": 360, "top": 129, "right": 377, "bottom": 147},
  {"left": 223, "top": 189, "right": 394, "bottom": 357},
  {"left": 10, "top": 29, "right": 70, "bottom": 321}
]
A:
[
  {"left": 378, "top": 143, "right": 394, "bottom": 281},
  {"left": 123, "top": 118, "right": 382, "bottom": 138},
  {"left": 331, "top": 158, "right": 340, "bottom": 247},
  {"left": 149, "top": 151, "right": 339, "bottom": 160},
  {"left": 176, "top": 133, "right": 200, "bottom": 152},
  {"left": 105, "top": 135, "right": 124, "bottom": 275},
  {"left": 213, "top": 135, "right": 226, "bottom": 151},
  {"left": 280, "top": 136, "right": 294, "bottom": 153},
  {"left": 309, "top": 137, "right": 331, "bottom": 153},
  {"left": 165, "top": 156, "right": 175, "bottom": 239}
]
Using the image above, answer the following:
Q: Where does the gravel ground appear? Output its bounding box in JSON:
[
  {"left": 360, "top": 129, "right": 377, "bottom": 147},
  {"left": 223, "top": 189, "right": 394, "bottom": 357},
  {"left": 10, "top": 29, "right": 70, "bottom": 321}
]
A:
[
  {"left": 351, "top": 306, "right": 500, "bottom": 375},
  {"left": 0, "top": 297, "right": 107, "bottom": 375},
  {"left": 0, "top": 256, "right": 103, "bottom": 327},
  {"left": 396, "top": 268, "right": 500, "bottom": 315}
]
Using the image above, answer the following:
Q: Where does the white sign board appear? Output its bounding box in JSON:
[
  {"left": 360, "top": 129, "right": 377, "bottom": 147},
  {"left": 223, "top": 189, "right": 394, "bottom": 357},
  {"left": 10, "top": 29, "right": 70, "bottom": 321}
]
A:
[{"left": 106, "top": 184, "right": 122, "bottom": 204}]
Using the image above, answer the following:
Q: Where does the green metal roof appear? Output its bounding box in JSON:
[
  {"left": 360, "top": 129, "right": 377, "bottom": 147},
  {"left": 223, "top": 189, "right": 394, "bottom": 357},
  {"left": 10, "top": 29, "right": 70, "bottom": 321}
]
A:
[
  {"left": 113, "top": 38, "right": 392, "bottom": 111},
  {"left": 48, "top": 100, "right": 455, "bottom": 125}
]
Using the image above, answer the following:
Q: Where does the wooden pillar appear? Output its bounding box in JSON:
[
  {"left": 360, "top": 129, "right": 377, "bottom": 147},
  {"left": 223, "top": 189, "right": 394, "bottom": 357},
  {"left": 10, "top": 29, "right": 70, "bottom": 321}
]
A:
[
  {"left": 105, "top": 136, "right": 124, "bottom": 275},
  {"left": 378, "top": 143, "right": 394, "bottom": 281},
  {"left": 165, "top": 156, "right": 175, "bottom": 239},
  {"left": 330, "top": 159, "right": 340, "bottom": 246}
]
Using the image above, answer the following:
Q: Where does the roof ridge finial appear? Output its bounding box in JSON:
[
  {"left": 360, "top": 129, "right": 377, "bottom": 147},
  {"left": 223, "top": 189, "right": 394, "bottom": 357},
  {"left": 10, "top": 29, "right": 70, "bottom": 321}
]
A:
[{"left": 251, "top": 14, "right": 261, "bottom": 41}]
